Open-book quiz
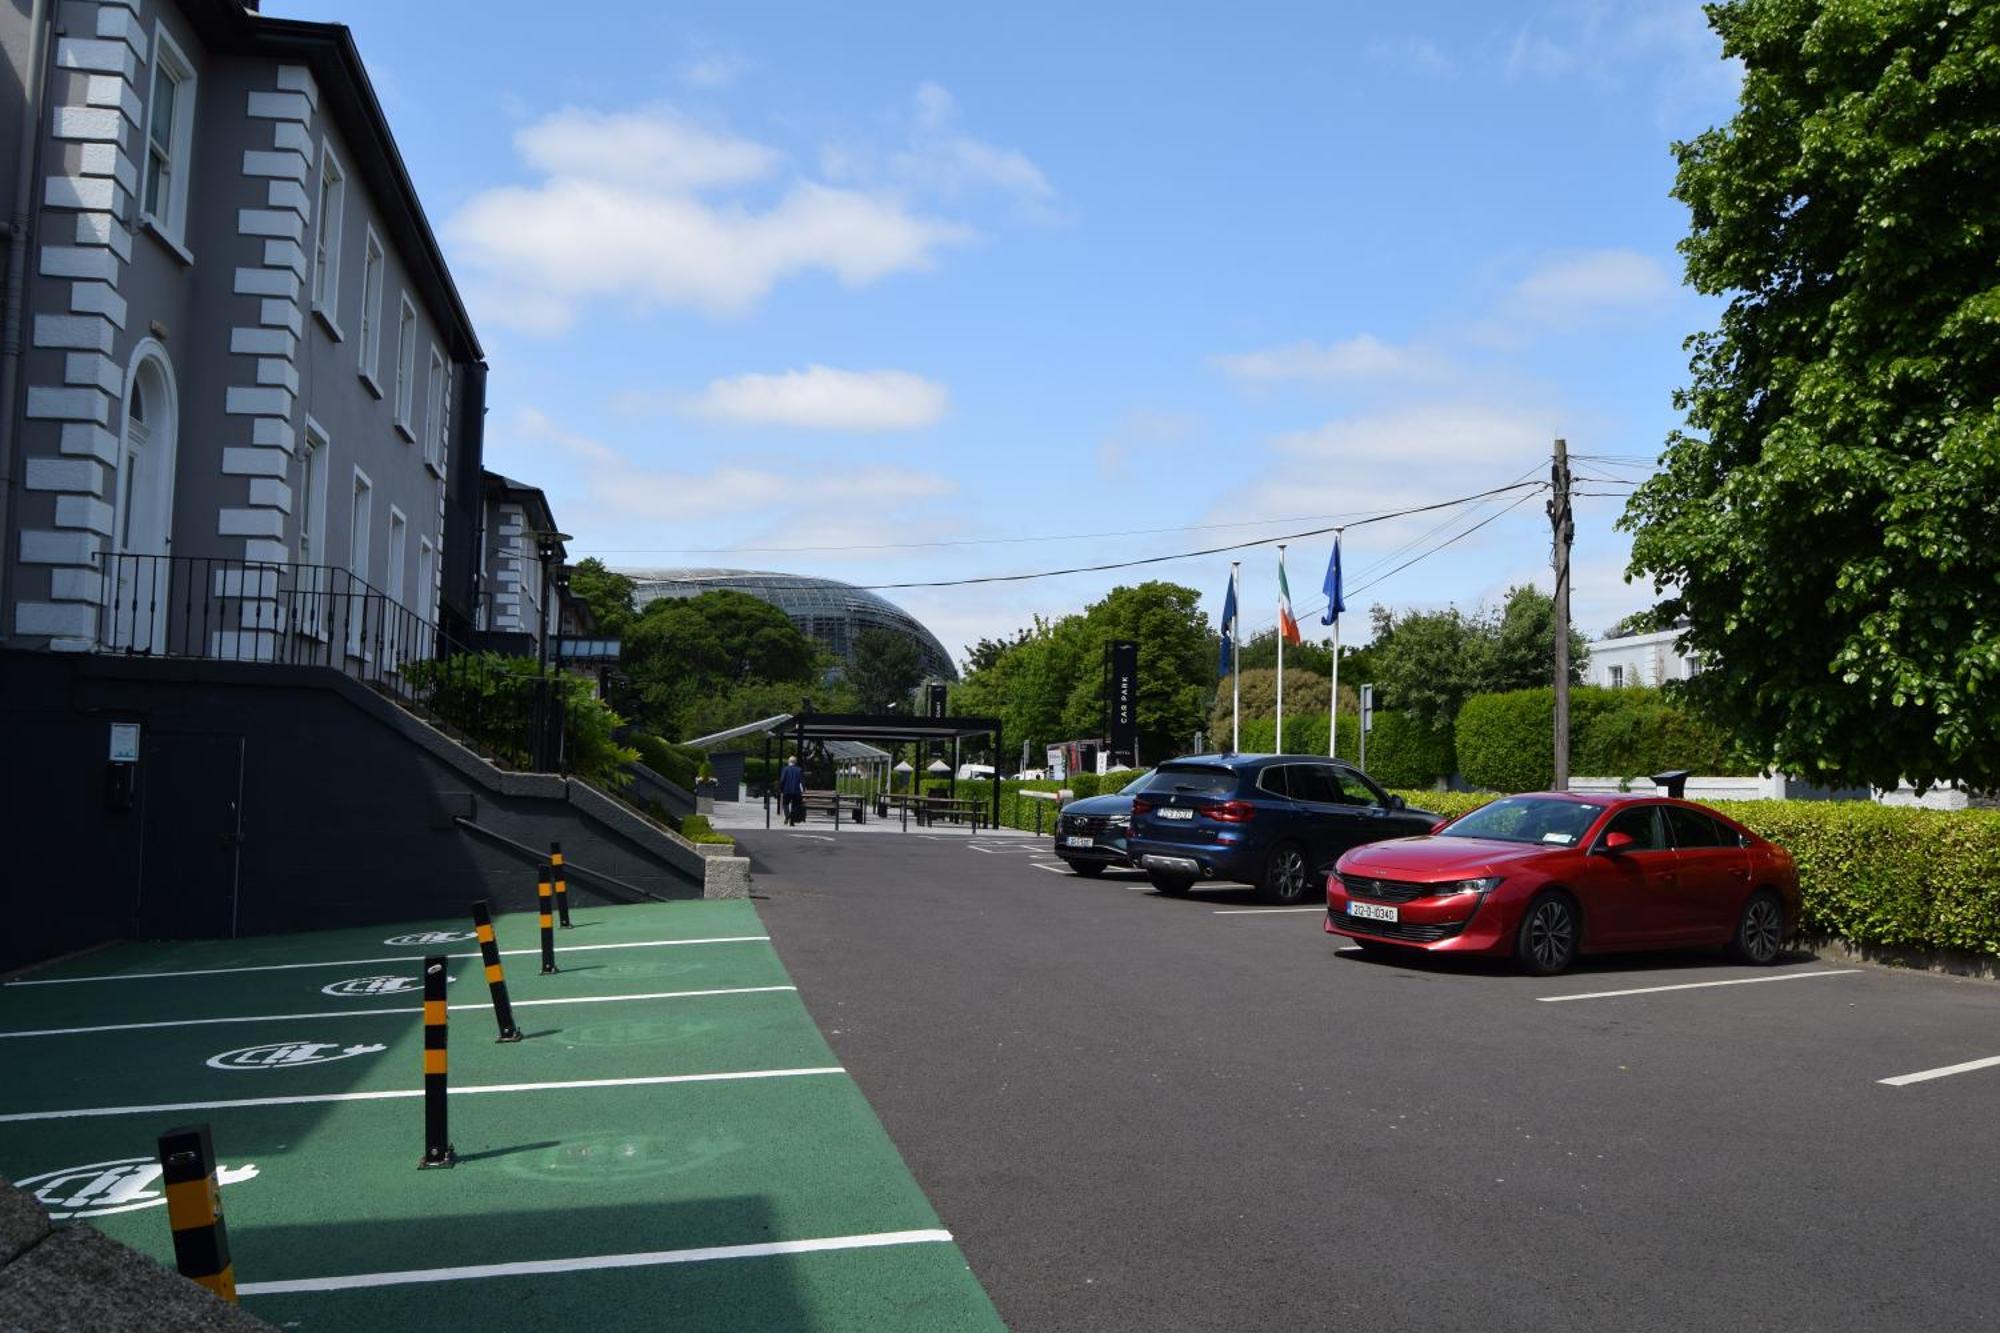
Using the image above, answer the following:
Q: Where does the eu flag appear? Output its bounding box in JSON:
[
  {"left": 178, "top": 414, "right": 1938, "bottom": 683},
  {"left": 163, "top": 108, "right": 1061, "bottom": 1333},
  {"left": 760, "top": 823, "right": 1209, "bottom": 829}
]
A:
[
  {"left": 1218, "top": 570, "right": 1238, "bottom": 677},
  {"left": 1321, "top": 538, "right": 1345, "bottom": 626}
]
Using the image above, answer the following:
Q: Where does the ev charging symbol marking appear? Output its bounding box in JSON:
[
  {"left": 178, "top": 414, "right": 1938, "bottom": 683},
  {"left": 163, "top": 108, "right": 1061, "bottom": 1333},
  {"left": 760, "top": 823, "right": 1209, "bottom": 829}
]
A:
[
  {"left": 322, "top": 974, "right": 447, "bottom": 997},
  {"left": 384, "top": 930, "right": 474, "bottom": 946},
  {"left": 206, "top": 1040, "right": 388, "bottom": 1070},
  {"left": 19, "top": 1157, "right": 259, "bottom": 1219}
]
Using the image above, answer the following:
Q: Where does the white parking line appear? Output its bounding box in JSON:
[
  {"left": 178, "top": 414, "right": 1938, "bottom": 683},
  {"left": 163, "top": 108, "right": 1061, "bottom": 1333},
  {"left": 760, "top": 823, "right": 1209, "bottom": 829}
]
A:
[
  {"left": 1537, "top": 969, "right": 1861, "bottom": 1002},
  {"left": 1213, "top": 907, "right": 1325, "bottom": 915},
  {"left": 1029, "top": 862, "right": 1076, "bottom": 875},
  {"left": 789, "top": 834, "right": 836, "bottom": 842},
  {"left": 0, "top": 1066, "right": 847, "bottom": 1124},
  {"left": 235, "top": 1228, "right": 956, "bottom": 1295},
  {"left": 1878, "top": 1055, "right": 2000, "bottom": 1087},
  {"left": 4, "top": 937, "right": 773, "bottom": 987},
  {"left": 0, "top": 985, "right": 801, "bottom": 1039}
]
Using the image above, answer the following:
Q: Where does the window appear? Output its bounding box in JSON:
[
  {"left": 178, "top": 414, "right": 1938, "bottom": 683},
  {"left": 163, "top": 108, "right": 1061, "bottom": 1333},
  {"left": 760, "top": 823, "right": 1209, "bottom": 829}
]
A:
[
  {"left": 1328, "top": 768, "right": 1385, "bottom": 807},
  {"left": 422, "top": 347, "right": 446, "bottom": 471},
  {"left": 1664, "top": 806, "right": 1728, "bottom": 850},
  {"left": 141, "top": 25, "right": 197, "bottom": 247},
  {"left": 1600, "top": 805, "right": 1669, "bottom": 852},
  {"left": 345, "top": 470, "right": 373, "bottom": 656},
  {"left": 393, "top": 296, "right": 417, "bottom": 435},
  {"left": 311, "top": 143, "right": 346, "bottom": 326},
  {"left": 1285, "top": 766, "right": 1340, "bottom": 805},
  {"left": 358, "top": 229, "right": 384, "bottom": 387},
  {"left": 415, "top": 538, "right": 436, "bottom": 654},
  {"left": 1608, "top": 664, "right": 1625, "bottom": 688},
  {"left": 385, "top": 508, "right": 407, "bottom": 604},
  {"left": 293, "top": 423, "right": 330, "bottom": 636}
]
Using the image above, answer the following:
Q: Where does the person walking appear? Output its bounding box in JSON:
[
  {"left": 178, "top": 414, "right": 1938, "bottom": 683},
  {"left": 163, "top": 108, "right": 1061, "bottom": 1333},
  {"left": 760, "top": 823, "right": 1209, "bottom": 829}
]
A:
[{"left": 779, "top": 754, "right": 806, "bottom": 826}]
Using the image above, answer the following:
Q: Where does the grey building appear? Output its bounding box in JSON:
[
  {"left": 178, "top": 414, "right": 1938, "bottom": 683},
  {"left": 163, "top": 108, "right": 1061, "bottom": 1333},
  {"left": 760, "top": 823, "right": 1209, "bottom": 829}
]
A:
[
  {"left": 1, "top": 0, "right": 486, "bottom": 652},
  {"left": 476, "top": 470, "right": 594, "bottom": 660}
]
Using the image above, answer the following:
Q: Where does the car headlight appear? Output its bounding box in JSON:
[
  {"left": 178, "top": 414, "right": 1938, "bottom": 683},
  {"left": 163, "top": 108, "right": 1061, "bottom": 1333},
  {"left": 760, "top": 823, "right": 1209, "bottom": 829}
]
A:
[{"left": 1440, "top": 876, "right": 1503, "bottom": 897}]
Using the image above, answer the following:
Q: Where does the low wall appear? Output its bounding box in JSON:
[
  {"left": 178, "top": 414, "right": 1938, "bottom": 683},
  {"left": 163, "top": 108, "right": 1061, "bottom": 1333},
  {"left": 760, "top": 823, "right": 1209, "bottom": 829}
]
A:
[{"left": 1, "top": 651, "right": 729, "bottom": 973}]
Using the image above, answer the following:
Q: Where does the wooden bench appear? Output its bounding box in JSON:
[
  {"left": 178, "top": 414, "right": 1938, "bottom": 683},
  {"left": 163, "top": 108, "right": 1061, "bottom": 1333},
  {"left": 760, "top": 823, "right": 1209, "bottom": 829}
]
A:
[{"left": 799, "top": 789, "right": 866, "bottom": 824}]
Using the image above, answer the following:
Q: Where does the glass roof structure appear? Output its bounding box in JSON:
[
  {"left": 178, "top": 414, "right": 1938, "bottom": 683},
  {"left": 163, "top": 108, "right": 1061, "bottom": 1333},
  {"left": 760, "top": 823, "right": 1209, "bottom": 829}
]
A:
[{"left": 620, "top": 568, "right": 958, "bottom": 681}]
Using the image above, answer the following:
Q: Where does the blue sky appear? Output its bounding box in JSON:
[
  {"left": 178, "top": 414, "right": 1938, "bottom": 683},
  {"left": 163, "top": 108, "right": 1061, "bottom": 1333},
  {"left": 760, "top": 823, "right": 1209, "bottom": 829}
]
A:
[{"left": 270, "top": 0, "right": 1741, "bottom": 662}]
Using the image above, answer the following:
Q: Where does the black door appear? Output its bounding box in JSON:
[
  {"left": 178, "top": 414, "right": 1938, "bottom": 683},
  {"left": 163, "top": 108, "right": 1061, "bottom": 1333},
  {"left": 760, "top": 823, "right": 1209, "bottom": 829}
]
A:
[{"left": 138, "top": 734, "right": 245, "bottom": 939}]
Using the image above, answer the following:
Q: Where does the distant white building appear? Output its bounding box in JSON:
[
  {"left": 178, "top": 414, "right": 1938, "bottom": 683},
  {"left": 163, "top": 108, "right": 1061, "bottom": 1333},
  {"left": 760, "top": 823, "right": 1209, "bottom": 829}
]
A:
[{"left": 1585, "top": 626, "right": 1699, "bottom": 689}]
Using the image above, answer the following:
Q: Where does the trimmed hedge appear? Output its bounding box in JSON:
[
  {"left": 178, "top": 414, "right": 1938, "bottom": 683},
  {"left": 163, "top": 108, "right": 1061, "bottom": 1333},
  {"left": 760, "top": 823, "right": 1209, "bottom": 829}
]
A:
[
  {"left": 631, "top": 734, "right": 706, "bottom": 790},
  {"left": 1366, "top": 711, "right": 1458, "bottom": 790},
  {"left": 1456, "top": 687, "right": 1752, "bottom": 792},
  {"left": 1719, "top": 801, "right": 2000, "bottom": 957},
  {"left": 1232, "top": 714, "right": 1360, "bottom": 758},
  {"left": 680, "top": 813, "right": 734, "bottom": 845}
]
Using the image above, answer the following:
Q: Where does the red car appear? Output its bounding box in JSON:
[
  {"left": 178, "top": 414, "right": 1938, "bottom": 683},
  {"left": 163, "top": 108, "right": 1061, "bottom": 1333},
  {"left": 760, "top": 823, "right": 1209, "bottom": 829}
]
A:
[{"left": 1325, "top": 792, "right": 1799, "bottom": 975}]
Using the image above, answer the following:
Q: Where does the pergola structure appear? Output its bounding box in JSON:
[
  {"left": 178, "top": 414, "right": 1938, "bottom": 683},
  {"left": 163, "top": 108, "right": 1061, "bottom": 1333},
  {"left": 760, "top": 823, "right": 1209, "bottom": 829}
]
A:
[{"left": 760, "top": 712, "right": 1003, "bottom": 829}]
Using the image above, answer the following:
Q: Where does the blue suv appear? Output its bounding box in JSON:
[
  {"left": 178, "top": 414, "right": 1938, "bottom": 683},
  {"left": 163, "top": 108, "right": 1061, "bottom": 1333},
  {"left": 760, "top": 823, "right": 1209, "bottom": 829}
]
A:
[{"left": 1126, "top": 755, "right": 1442, "bottom": 903}]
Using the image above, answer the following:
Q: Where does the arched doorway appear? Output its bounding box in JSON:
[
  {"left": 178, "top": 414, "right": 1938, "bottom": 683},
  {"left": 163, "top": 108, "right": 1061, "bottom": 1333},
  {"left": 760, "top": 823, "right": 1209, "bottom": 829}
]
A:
[{"left": 107, "top": 343, "right": 179, "bottom": 652}]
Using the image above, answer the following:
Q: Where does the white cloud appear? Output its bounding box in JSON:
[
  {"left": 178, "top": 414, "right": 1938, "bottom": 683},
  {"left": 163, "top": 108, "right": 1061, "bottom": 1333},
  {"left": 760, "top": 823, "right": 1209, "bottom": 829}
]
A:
[
  {"left": 1210, "top": 335, "right": 1439, "bottom": 385},
  {"left": 1506, "top": 249, "right": 1676, "bottom": 329},
  {"left": 499, "top": 409, "right": 957, "bottom": 546},
  {"left": 1098, "top": 408, "right": 1200, "bottom": 476},
  {"left": 513, "top": 106, "right": 779, "bottom": 191},
  {"left": 448, "top": 107, "right": 976, "bottom": 330},
  {"left": 676, "top": 366, "right": 950, "bottom": 432},
  {"left": 1367, "top": 35, "right": 1453, "bottom": 77},
  {"left": 1502, "top": 1, "right": 1741, "bottom": 128},
  {"left": 679, "top": 50, "right": 751, "bottom": 90},
  {"left": 826, "top": 83, "right": 1060, "bottom": 223}
]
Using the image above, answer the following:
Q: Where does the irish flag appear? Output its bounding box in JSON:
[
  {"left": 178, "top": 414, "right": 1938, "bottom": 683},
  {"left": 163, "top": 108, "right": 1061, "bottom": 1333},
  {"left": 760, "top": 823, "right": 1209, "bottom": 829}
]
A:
[{"left": 1277, "top": 549, "right": 1301, "bottom": 644}]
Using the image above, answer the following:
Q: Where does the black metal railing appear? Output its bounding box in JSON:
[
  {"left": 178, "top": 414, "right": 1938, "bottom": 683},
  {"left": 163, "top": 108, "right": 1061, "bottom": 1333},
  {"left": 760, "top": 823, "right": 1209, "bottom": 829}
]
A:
[{"left": 93, "top": 552, "right": 571, "bottom": 773}]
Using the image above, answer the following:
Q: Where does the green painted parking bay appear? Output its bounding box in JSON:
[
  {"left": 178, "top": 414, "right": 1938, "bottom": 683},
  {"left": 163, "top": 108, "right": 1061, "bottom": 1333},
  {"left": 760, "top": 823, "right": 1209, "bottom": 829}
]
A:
[{"left": 0, "top": 901, "right": 1003, "bottom": 1331}]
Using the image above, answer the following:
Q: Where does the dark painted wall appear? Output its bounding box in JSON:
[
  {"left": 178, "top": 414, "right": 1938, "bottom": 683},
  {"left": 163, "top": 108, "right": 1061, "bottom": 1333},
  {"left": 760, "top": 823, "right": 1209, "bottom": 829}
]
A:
[{"left": 1, "top": 651, "right": 699, "bottom": 973}]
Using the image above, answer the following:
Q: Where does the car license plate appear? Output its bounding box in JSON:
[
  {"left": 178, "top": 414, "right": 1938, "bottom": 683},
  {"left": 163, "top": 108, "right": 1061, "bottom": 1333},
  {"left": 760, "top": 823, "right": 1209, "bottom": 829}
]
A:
[
  {"left": 1063, "top": 836, "right": 1095, "bottom": 848},
  {"left": 1348, "top": 901, "right": 1399, "bottom": 923},
  {"left": 1158, "top": 808, "right": 1194, "bottom": 821}
]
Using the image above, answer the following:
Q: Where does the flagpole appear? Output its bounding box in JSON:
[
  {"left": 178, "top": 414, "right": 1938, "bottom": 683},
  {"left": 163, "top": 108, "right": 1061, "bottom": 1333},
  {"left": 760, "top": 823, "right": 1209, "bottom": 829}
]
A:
[
  {"left": 1230, "top": 561, "right": 1241, "bottom": 754},
  {"left": 1330, "top": 615, "right": 1341, "bottom": 759},
  {"left": 1275, "top": 545, "right": 1287, "bottom": 754}
]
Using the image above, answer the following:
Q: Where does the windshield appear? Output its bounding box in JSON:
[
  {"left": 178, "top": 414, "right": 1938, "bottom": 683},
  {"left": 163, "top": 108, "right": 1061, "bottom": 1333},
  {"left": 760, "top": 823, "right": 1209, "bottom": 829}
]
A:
[
  {"left": 1438, "top": 795, "right": 1604, "bottom": 847},
  {"left": 1141, "top": 766, "right": 1238, "bottom": 798},
  {"left": 1118, "top": 770, "right": 1156, "bottom": 795}
]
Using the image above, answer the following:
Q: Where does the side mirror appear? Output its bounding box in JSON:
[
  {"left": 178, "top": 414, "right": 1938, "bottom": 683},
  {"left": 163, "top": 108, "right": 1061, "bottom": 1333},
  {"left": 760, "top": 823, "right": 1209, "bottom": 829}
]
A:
[
  {"left": 1601, "top": 830, "right": 1636, "bottom": 854},
  {"left": 1386, "top": 794, "right": 1407, "bottom": 811}
]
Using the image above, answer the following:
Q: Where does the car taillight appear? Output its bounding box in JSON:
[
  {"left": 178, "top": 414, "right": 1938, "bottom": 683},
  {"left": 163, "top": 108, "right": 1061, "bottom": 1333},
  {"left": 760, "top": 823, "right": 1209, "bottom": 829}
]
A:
[
  {"left": 1131, "top": 797, "right": 1154, "bottom": 816},
  {"left": 1207, "top": 800, "right": 1256, "bottom": 823}
]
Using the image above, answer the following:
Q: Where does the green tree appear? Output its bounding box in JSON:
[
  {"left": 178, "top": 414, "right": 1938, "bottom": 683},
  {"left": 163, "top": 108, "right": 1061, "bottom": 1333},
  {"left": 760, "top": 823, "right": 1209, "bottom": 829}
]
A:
[
  {"left": 1622, "top": 0, "right": 2000, "bottom": 791},
  {"left": 566, "top": 558, "right": 636, "bottom": 638},
  {"left": 849, "top": 627, "right": 926, "bottom": 713},
  {"left": 1234, "top": 628, "right": 1335, "bottom": 677},
  {"left": 1363, "top": 603, "right": 1491, "bottom": 737},
  {"left": 1490, "top": 585, "right": 1589, "bottom": 694},
  {"left": 622, "top": 591, "right": 817, "bottom": 735}
]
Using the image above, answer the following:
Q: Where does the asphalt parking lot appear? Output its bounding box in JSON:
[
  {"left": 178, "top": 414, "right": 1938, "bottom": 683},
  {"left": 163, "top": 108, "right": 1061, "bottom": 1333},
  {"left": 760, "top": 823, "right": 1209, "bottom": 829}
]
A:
[{"left": 747, "top": 827, "right": 2000, "bottom": 1333}]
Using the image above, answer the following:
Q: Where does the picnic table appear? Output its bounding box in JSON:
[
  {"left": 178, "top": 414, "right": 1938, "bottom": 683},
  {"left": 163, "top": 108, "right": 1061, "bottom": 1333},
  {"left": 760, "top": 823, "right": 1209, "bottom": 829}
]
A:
[
  {"left": 881, "top": 792, "right": 985, "bottom": 831},
  {"left": 799, "top": 789, "right": 867, "bottom": 824}
]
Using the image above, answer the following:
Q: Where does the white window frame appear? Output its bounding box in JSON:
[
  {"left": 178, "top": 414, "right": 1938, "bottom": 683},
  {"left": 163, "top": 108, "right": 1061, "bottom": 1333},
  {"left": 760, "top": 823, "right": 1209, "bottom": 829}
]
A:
[
  {"left": 393, "top": 295, "right": 417, "bottom": 438},
  {"left": 347, "top": 467, "right": 373, "bottom": 657},
  {"left": 385, "top": 506, "right": 408, "bottom": 604},
  {"left": 415, "top": 536, "right": 437, "bottom": 655},
  {"left": 358, "top": 227, "right": 385, "bottom": 393},
  {"left": 310, "top": 141, "right": 346, "bottom": 333},
  {"left": 140, "top": 24, "right": 198, "bottom": 254},
  {"left": 293, "top": 418, "right": 331, "bottom": 638},
  {"left": 1609, "top": 664, "right": 1624, "bottom": 688},
  {"left": 422, "top": 346, "right": 446, "bottom": 473}
]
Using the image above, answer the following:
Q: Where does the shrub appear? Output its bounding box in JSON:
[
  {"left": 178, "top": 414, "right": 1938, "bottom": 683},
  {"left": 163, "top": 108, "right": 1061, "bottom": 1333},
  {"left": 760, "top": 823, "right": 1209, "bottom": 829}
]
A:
[
  {"left": 1456, "top": 687, "right": 1752, "bottom": 792},
  {"left": 1387, "top": 789, "right": 1495, "bottom": 822},
  {"left": 1716, "top": 802, "right": 2000, "bottom": 957},
  {"left": 631, "top": 734, "right": 704, "bottom": 789},
  {"left": 1231, "top": 713, "right": 1359, "bottom": 758},
  {"left": 1366, "top": 710, "right": 1458, "bottom": 790},
  {"left": 679, "top": 814, "right": 734, "bottom": 845},
  {"left": 409, "top": 653, "right": 637, "bottom": 790}
]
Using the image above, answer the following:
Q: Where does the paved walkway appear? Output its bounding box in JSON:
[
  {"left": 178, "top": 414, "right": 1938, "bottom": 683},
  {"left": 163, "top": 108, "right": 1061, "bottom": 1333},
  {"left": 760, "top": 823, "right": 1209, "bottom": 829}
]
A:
[{"left": 706, "top": 798, "right": 1042, "bottom": 839}]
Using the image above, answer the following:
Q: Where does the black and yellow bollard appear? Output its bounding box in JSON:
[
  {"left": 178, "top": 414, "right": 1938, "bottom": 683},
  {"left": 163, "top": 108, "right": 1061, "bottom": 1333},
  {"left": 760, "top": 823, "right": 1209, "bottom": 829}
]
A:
[
  {"left": 537, "top": 867, "right": 558, "bottom": 974},
  {"left": 470, "top": 900, "right": 522, "bottom": 1042},
  {"left": 158, "top": 1123, "right": 236, "bottom": 1303},
  {"left": 418, "top": 956, "right": 456, "bottom": 1168},
  {"left": 550, "top": 842, "right": 572, "bottom": 928}
]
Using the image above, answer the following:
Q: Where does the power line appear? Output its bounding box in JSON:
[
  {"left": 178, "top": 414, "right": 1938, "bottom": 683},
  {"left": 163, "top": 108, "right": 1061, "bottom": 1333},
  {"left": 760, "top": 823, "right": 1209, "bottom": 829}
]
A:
[
  {"left": 842, "top": 481, "right": 1547, "bottom": 592},
  {"left": 577, "top": 504, "right": 1413, "bottom": 558}
]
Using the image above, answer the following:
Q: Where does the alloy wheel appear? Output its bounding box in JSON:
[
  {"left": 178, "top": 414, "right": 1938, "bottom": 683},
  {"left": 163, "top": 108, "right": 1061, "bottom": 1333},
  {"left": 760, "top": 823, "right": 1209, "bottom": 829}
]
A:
[
  {"left": 1741, "top": 895, "right": 1783, "bottom": 964},
  {"left": 1269, "top": 847, "right": 1308, "bottom": 903},
  {"left": 1526, "top": 898, "right": 1575, "bottom": 973}
]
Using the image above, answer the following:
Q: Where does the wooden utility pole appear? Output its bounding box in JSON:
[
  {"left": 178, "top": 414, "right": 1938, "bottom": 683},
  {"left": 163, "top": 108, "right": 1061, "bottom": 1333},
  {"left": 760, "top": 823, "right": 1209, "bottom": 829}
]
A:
[{"left": 1549, "top": 438, "right": 1574, "bottom": 791}]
